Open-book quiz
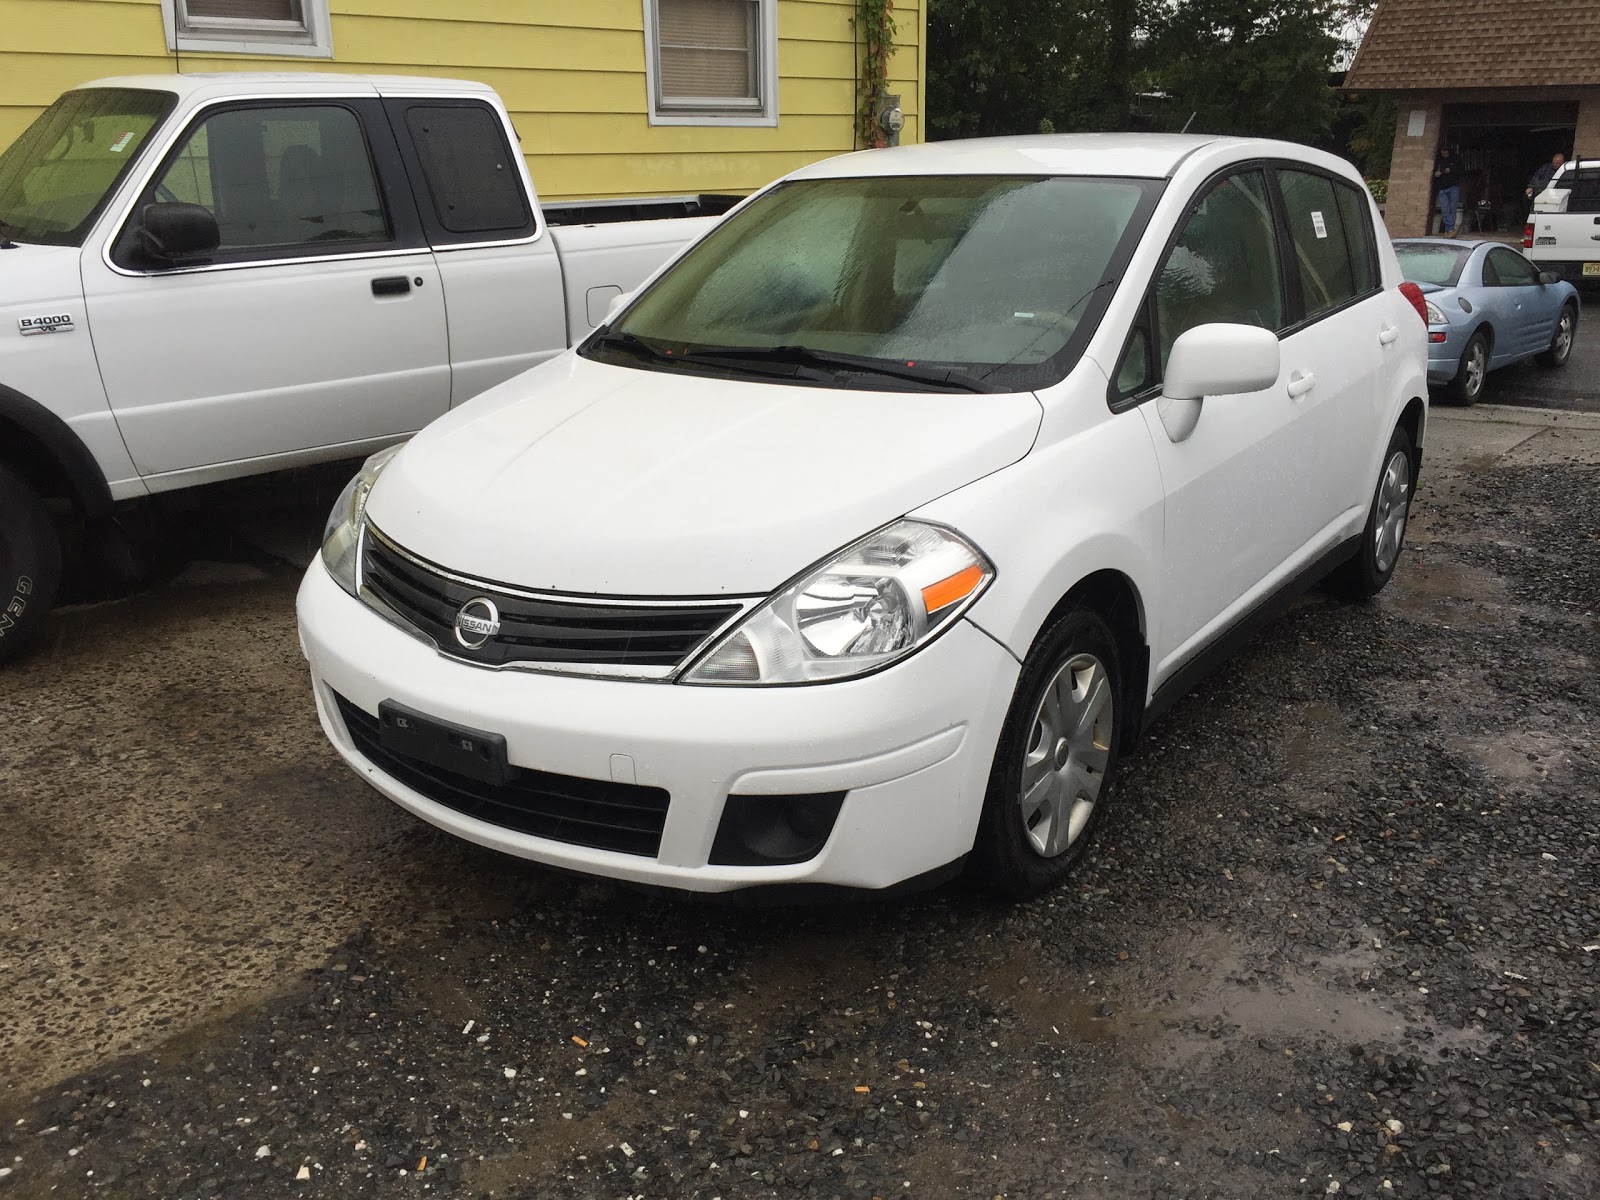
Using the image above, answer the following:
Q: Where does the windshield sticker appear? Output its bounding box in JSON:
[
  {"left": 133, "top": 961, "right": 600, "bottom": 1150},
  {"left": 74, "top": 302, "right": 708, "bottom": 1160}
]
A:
[
  {"left": 109, "top": 131, "right": 135, "bottom": 153},
  {"left": 1311, "top": 211, "right": 1328, "bottom": 239}
]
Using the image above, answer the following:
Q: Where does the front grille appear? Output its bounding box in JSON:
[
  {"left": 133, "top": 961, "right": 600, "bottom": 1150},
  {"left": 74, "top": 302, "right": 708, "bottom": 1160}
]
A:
[
  {"left": 360, "top": 529, "right": 742, "bottom": 671},
  {"left": 334, "top": 693, "right": 670, "bottom": 857}
]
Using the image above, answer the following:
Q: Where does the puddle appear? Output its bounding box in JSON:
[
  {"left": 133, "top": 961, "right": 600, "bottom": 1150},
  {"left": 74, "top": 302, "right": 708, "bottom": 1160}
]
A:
[{"left": 1387, "top": 557, "right": 1510, "bottom": 625}]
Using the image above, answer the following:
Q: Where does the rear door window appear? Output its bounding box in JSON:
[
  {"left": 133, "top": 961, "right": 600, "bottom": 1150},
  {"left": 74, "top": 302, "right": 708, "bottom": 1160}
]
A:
[
  {"left": 1332, "top": 180, "right": 1380, "bottom": 295},
  {"left": 390, "top": 101, "right": 534, "bottom": 242},
  {"left": 1277, "top": 169, "right": 1359, "bottom": 319}
]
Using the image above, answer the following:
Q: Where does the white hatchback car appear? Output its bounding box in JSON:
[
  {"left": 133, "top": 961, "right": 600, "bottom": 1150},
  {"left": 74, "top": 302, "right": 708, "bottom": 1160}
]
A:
[{"left": 298, "top": 135, "right": 1428, "bottom": 899}]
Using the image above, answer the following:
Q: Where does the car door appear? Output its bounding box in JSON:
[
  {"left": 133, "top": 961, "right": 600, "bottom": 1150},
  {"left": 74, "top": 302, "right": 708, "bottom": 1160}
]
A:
[
  {"left": 1113, "top": 167, "right": 1317, "bottom": 683},
  {"left": 1270, "top": 167, "right": 1391, "bottom": 524},
  {"left": 80, "top": 98, "right": 450, "bottom": 482},
  {"left": 1481, "top": 246, "right": 1549, "bottom": 358}
]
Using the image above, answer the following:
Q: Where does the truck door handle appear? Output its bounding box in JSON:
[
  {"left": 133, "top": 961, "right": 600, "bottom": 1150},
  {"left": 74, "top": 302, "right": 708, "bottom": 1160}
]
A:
[
  {"left": 371, "top": 275, "right": 411, "bottom": 297},
  {"left": 1287, "top": 371, "right": 1316, "bottom": 398},
  {"left": 1378, "top": 324, "right": 1400, "bottom": 345}
]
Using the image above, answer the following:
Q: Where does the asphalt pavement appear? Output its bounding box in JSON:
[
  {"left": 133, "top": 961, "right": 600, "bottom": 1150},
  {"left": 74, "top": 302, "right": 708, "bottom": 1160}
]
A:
[
  {"left": 1, "top": 406, "right": 1597, "bottom": 1199},
  {"left": 1472, "top": 286, "right": 1600, "bottom": 412}
]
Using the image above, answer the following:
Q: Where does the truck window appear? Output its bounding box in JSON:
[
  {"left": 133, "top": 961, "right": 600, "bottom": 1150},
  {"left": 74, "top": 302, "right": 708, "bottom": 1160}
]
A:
[
  {"left": 0, "top": 88, "right": 173, "bottom": 246},
  {"left": 151, "top": 104, "right": 389, "bottom": 254},
  {"left": 401, "top": 104, "right": 532, "bottom": 238}
]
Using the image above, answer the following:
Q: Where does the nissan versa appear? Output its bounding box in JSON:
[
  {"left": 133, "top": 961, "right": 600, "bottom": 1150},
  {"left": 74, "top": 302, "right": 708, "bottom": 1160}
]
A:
[{"left": 298, "top": 135, "right": 1429, "bottom": 899}]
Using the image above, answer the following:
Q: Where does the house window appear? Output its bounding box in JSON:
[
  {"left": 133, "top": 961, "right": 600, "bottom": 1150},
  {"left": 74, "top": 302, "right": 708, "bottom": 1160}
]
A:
[
  {"left": 160, "top": 0, "right": 333, "bottom": 58},
  {"left": 645, "top": 0, "right": 777, "bottom": 127}
]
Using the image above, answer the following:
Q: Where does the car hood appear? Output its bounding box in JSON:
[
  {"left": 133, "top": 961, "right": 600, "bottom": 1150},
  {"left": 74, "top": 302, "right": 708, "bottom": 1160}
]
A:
[{"left": 366, "top": 353, "right": 1043, "bottom": 596}]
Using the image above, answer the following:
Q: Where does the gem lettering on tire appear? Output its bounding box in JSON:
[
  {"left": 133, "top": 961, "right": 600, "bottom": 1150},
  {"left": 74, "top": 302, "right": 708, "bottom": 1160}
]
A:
[{"left": 1, "top": 575, "right": 30, "bottom": 634}]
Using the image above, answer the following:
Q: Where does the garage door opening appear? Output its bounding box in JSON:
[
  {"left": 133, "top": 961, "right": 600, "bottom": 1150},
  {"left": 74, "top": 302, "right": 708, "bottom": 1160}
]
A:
[{"left": 1438, "top": 101, "right": 1576, "bottom": 235}]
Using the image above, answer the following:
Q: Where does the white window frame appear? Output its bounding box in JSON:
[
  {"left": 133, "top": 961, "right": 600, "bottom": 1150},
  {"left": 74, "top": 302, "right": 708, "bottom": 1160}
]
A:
[
  {"left": 159, "top": 0, "right": 333, "bottom": 59},
  {"left": 643, "top": 0, "right": 778, "bottom": 128}
]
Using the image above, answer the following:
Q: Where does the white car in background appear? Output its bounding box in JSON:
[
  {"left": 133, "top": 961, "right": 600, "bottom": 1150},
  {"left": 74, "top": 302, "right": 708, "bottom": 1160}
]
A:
[{"left": 299, "top": 134, "right": 1429, "bottom": 899}]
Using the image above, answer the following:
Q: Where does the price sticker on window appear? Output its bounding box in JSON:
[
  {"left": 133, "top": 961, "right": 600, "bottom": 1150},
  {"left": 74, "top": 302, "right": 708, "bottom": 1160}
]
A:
[{"left": 1311, "top": 211, "right": 1328, "bottom": 239}]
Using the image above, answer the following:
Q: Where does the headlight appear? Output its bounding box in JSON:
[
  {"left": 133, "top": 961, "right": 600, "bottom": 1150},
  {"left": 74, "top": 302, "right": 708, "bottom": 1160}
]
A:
[
  {"left": 320, "top": 443, "right": 404, "bottom": 596},
  {"left": 1425, "top": 300, "right": 1447, "bottom": 326},
  {"left": 682, "top": 519, "right": 993, "bottom": 685}
]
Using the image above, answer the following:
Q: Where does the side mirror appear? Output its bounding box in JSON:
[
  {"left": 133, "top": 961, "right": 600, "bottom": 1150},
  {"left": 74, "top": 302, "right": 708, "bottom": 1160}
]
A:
[
  {"left": 1156, "top": 323, "right": 1281, "bottom": 443},
  {"left": 1538, "top": 271, "right": 1560, "bottom": 285},
  {"left": 139, "top": 202, "right": 220, "bottom": 264},
  {"left": 607, "top": 289, "right": 634, "bottom": 317}
]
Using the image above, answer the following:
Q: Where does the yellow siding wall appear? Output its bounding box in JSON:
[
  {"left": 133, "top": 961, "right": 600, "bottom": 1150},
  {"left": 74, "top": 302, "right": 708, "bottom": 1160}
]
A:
[{"left": 0, "top": 0, "right": 924, "bottom": 201}]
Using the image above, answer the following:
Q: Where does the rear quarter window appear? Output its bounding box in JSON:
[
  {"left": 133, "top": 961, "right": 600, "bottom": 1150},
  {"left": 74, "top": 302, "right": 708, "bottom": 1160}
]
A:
[{"left": 401, "top": 103, "right": 532, "bottom": 238}]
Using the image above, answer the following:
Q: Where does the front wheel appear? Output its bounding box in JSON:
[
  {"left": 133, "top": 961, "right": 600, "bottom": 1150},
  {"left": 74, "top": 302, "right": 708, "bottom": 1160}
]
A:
[
  {"left": 970, "top": 608, "right": 1123, "bottom": 900},
  {"left": 1328, "top": 426, "right": 1414, "bottom": 601},
  {"left": 0, "top": 463, "right": 63, "bottom": 664},
  {"left": 1536, "top": 304, "right": 1577, "bottom": 368}
]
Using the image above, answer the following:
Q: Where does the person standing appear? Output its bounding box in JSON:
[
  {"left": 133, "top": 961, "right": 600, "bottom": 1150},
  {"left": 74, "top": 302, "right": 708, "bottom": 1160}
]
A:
[
  {"left": 1526, "top": 151, "right": 1567, "bottom": 199},
  {"left": 1433, "top": 146, "right": 1463, "bottom": 236}
]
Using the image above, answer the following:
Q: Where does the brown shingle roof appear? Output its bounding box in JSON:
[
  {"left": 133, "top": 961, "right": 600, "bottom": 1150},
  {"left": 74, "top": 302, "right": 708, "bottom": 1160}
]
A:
[{"left": 1345, "top": 0, "right": 1600, "bottom": 91}]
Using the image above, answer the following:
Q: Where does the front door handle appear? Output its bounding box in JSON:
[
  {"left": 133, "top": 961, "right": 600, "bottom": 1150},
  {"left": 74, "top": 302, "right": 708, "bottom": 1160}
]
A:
[
  {"left": 371, "top": 275, "right": 411, "bottom": 297},
  {"left": 1378, "top": 324, "right": 1400, "bottom": 345},
  {"left": 1287, "top": 371, "right": 1316, "bottom": 398}
]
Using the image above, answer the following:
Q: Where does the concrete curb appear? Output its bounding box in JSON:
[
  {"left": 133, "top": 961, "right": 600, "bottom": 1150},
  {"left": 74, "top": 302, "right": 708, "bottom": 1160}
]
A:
[{"left": 1429, "top": 403, "right": 1600, "bottom": 432}]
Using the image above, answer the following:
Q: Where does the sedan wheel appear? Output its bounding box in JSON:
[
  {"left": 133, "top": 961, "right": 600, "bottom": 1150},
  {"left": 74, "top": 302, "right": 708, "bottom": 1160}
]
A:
[
  {"left": 1018, "top": 653, "right": 1114, "bottom": 858},
  {"left": 1371, "top": 449, "right": 1411, "bottom": 575},
  {"left": 1461, "top": 336, "right": 1487, "bottom": 402}
]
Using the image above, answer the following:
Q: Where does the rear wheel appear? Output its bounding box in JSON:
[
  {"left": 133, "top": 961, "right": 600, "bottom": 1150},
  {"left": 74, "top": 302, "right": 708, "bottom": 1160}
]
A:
[
  {"left": 1442, "top": 330, "right": 1489, "bottom": 405},
  {"left": 0, "top": 463, "right": 63, "bottom": 664},
  {"left": 970, "top": 608, "right": 1123, "bottom": 900},
  {"left": 1536, "top": 304, "right": 1577, "bottom": 368},
  {"left": 1328, "top": 426, "right": 1414, "bottom": 601}
]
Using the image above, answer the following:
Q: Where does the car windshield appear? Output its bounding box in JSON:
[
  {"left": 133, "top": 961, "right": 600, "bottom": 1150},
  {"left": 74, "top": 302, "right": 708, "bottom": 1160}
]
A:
[
  {"left": 0, "top": 89, "right": 174, "bottom": 246},
  {"left": 1393, "top": 242, "right": 1472, "bottom": 287},
  {"left": 586, "top": 174, "right": 1160, "bottom": 392}
]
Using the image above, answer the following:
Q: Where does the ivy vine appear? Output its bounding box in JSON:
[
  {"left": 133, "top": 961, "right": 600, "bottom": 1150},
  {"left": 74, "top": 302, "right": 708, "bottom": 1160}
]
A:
[{"left": 855, "top": 0, "right": 898, "bottom": 149}]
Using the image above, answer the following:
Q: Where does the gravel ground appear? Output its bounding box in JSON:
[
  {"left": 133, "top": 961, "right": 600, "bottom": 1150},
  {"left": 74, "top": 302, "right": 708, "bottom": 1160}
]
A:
[{"left": 1, "top": 408, "right": 1597, "bottom": 1199}]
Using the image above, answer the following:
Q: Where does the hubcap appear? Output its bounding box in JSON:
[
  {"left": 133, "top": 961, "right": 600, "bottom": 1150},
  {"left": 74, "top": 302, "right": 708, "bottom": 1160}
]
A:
[
  {"left": 1373, "top": 450, "right": 1412, "bottom": 574},
  {"left": 1018, "top": 653, "right": 1114, "bottom": 858},
  {"left": 1464, "top": 341, "right": 1486, "bottom": 396},
  {"left": 1555, "top": 313, "right": 1573, "bottom": 360}
]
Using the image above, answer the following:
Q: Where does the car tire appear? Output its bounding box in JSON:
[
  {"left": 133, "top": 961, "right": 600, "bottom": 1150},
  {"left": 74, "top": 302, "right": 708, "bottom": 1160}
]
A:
[
  {"left": 1328, "top": 425, "right": 1414, "bottom": 602},
  {"left": 970, "top": 607, "right": 1124, "bottom": 900},
  {"left": 0, "top": 463, "right": 63, "bottom": 664},
  {"left": 1536, "top": 303, "right": 1577, "bottom": 368},
  {"left": 1441, "top": 329, "right": 1490, "bottom": 406}
]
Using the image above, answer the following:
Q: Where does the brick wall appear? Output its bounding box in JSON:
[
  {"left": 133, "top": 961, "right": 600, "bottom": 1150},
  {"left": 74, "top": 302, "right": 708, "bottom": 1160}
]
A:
[
  {"left": 1384, "top": 100, "right": 1444, "bottom": 236},
  {"left": 1576, "top": 93, "right": 1600, "bottom": 161}
]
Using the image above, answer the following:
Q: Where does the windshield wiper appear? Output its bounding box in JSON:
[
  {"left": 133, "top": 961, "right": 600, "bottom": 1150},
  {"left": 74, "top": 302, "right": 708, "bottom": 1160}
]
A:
[
  {"left": 586, "top": 329, "right": 833, "bottom": 383},
  {"left": 0, "top": 217, "right": 19, "bottom": 249},
  {"left": 681, "top": 344, "right": 998, "bottom": 393},
  {"left": 586, "top": 328, "right": 678, "bottom": 363}
]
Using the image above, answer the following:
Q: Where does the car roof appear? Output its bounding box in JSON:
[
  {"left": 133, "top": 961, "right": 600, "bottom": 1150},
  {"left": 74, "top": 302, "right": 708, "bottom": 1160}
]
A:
[
  {"left": 787, "top": 133, "right": 1263, "bottom": 181},
  {"left": 1393, "top": 237, "right": 1493, "bottom": 250},
  {"left": 74, "top": 73, "right": 496, "bottom": 100}
]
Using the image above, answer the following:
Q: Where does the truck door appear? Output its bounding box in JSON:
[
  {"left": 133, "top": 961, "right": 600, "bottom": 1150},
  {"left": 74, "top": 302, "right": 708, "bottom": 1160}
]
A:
[
  {"left": 80, "top": 99, "right": 449, "bottom": 482},
  {"left": 382, "top": 97, "right": 568, "bottom": 404}
]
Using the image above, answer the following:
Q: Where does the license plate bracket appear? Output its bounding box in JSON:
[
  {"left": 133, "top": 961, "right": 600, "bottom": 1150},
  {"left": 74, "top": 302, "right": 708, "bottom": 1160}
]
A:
[{"left": 379, "top": 701, "right": 510, "bottom": 786}]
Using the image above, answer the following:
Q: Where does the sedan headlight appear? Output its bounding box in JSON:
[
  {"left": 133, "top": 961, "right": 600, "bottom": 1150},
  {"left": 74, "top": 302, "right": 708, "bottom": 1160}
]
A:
[
  {"left": 683, "top": 519, "right": 993, "bottom": 685},
  {"left": 321, "top": 443, "right": 404, "bottom": 596},
  {"left": 1425, "top": 300, "right": 1447, "bottom": 326}
]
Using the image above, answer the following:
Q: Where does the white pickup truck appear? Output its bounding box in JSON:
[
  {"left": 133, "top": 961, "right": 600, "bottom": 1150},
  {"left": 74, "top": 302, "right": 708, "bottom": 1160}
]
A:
[
  {"left": 1526, "top": 158, "right": 1600, "bottom": 283},
  {"left": 0, "top": 73, "right": 730, "bottom": 660}
]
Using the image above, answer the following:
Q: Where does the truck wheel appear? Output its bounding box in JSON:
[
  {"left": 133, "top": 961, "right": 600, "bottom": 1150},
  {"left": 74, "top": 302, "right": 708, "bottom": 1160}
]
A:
[
  {"left": 0, "top": 463, "right": 63, "bottom": 664},
  {"left": 1441, "top": 330, "right": 1489, "bottom": 406},
  {"left": 1536, "top": 304, "right": 1577, "bottom": 368},
  {"left": 970, "top": 607, "right": 1124, "bottom": 900}
]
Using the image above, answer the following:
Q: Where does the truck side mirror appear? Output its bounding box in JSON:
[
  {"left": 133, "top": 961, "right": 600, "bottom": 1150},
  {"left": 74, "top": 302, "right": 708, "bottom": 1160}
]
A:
[{"left": 139, "top": 202, "right": 220, "bottom": 265}]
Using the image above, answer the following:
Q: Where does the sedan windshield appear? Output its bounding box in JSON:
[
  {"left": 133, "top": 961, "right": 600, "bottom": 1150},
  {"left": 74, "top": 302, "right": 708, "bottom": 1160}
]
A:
[
  {"left": 1393, "top": 242, "right": 1472, "bottom": 287},
  {"left": 0, "top": 89, "right": 173, "bottom": 246},
  {"left": 587, "top": 174, "right": 1160, "bottom": 393}
]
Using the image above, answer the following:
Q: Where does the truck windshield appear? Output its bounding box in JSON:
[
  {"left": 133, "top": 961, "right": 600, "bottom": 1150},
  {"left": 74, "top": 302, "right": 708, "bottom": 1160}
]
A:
[
  {"left": 588, "top": 174, "right": 1160, "bottom": 393},
  {"left": 0, "top": 89, "right": 174, "bottom": 246}
]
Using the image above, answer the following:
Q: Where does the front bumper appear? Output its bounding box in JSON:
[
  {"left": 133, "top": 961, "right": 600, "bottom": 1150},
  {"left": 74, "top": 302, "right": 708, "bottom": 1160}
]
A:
[{"left": 297, "top": 559, "right": 1020, "bottom": 892}]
